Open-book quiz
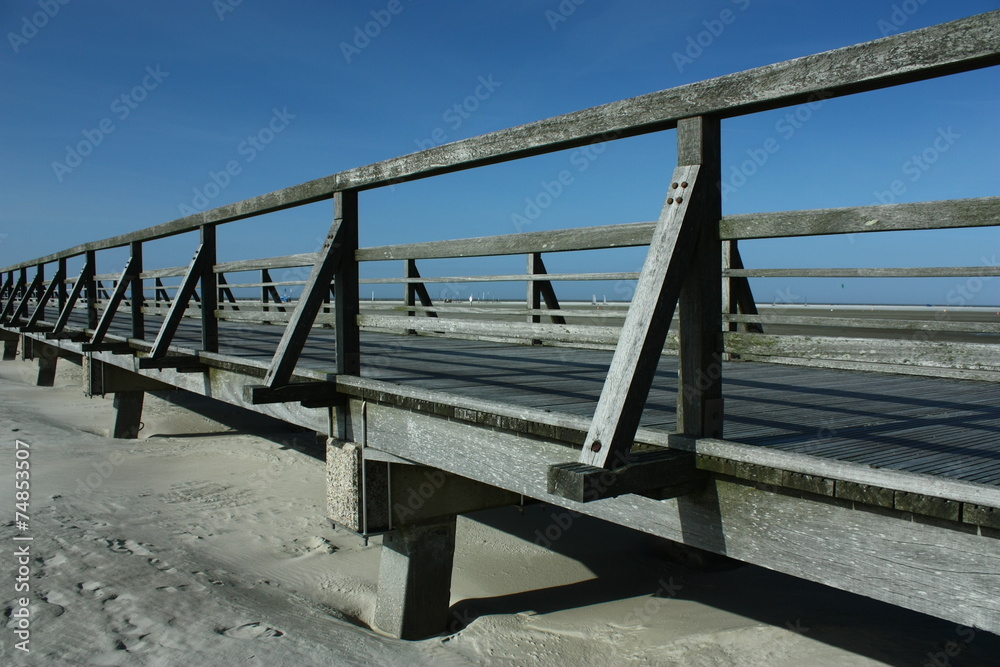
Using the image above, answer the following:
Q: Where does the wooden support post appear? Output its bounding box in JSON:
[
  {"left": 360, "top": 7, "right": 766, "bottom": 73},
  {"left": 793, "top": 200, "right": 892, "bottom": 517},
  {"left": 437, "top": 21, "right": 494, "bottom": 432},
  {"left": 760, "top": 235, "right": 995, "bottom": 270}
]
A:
[
  {"left": 217, "top": 273, "right": 239, "bottom": 309},
  {"left": 676, "top": 115, "right": 723, "bottom": 438},
  {"left": 112, "top": 391, "right": 144, "bottom": 439},
  {"left": 577, "top": 163, "right": 704, "bottom": 468},
  {"left": 57, "top": 258, "right": 68, "bottom": 315},
  {"left": 86, "top": 250, "right": 98, "bottom": 329},
  {"left": 724, "top": 241, "right": 763, "bottom": 334},
  {"left": 200, "top": 225, "right": 219, "bottom": 353},
  {"left": 527, "top": 252, "right": 567, "bottom": 326},
  {"left": 404, "top": 259, "right": 437, "bottom": 334},
  {"left": 335, "top": 192, "right": 361, "bottom": 376},
  {"left": 263, "top": 191, "right": 358, "bottom": 387},
  {"left": 34, "top": 341, "right": 59, "bottom": 387},
  {"left": 130, "top": 241, "right": 145, "bottom": 339},
  {"left": 49, "top": 258, "right": 93, "bottom": 337},
  {"left": 154, "top": 278, "right": 169, "bottom": 303},
  {"left": 373, "top": 516, "right": 457, "bottom": 640}
]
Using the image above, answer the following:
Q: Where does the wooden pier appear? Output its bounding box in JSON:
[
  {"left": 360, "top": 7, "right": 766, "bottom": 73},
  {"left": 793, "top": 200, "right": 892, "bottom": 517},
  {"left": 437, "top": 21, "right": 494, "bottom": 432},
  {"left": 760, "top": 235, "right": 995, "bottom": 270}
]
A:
[{"left": 3, "top": 12, "right": 999, "bottom": 640}]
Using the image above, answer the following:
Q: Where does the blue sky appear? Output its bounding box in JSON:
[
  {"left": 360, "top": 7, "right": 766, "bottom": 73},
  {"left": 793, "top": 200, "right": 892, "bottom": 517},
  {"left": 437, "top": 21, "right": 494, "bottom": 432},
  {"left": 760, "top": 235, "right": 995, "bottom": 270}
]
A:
[{"left": 1, "top": 0, "right": 997, "bottom": 305}]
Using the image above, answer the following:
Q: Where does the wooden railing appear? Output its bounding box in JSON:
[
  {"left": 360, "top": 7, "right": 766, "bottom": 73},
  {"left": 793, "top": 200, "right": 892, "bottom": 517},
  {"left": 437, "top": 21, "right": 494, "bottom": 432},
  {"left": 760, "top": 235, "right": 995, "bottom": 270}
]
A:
[{"left": 2, "top": 11, "right": 998, "bottom": 471}]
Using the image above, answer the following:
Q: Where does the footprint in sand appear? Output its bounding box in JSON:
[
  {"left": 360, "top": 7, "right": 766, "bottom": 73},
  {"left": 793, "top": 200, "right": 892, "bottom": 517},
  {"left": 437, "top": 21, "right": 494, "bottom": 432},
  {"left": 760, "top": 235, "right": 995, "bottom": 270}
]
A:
[
  {"left": 147, "top": 558, "right": 177, "bottom": 574},
  {"left": 77, "top": 581, "right": 113, "bottom": 600},
  {"left": 105, "top": 539, "right": 153, "bottom": 556},
  {"left": 219, "top": 622, "right": 284, "bottom": 639}
]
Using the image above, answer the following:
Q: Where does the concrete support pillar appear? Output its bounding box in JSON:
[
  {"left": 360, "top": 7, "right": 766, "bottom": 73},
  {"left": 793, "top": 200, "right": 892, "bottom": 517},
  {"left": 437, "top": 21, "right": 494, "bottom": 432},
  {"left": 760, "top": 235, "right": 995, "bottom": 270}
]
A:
[
  {"left": 112, "top": 391, "right": 144, "bottom": 439},
  {"left": 373, "top": 516, "right": 457, "bottom": 640},
  {"left": 35, "top": 342, "right": 58, "bottom": 387},
  {"left": 2, "top": 331, "right": 17, "bottom": 361}
]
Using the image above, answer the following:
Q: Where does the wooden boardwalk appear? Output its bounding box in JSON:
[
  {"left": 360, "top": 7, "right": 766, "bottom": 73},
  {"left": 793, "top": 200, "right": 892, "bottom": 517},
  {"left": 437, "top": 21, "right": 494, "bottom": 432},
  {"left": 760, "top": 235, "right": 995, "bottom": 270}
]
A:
[{"left": 3, "top": 11, "right": 999, "bottom": 640}]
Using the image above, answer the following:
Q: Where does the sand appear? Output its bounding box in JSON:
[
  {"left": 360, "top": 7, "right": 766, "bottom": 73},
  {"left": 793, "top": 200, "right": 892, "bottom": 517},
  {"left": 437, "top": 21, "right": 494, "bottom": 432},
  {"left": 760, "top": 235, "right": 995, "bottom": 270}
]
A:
[{"left": 2, "top": 357, "right": 998, "bottom": 666}]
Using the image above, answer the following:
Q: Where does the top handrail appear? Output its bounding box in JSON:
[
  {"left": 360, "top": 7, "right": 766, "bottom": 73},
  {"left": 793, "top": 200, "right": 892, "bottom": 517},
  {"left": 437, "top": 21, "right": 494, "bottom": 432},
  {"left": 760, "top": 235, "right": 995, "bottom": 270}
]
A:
[{"left": 2, "top": 10, "right": 998, "bottom": 273}]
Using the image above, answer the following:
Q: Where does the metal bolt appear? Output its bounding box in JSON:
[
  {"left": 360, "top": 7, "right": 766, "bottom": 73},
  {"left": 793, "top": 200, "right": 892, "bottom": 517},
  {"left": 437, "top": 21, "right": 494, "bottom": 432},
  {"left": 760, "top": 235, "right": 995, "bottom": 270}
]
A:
[
  {"left": 681, "top": 181, "right": 689, "bottom": 188},
  {"left": 591, "top": 440, "right": 602, "bottom": 453},
  {"left": 676, "top": 196, "right": 683, "bottom": 204},
  {"left": 667, "top": 197, "right": 674, "bottom": 204},
  {"left": 671, "top": 182, "right": 679, "bottom": 189}
]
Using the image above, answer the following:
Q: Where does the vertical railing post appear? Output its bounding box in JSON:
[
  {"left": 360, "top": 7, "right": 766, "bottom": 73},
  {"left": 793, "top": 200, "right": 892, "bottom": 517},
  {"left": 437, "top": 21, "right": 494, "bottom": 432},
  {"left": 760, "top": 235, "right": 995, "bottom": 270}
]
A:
[
  {"left": 404, "top": 259, "right": 417, "bottom": 335},
  {"left": 335, "top": 191, "right": 360, "bottom": 375},
  {"left": 200, "top": 224, "right": 219, "bottom": 352},
  {"left": 676, "top": 115, "right": 723, "bottom": 438},
  {"left": 85, "top": 251, "right": 98, "bottom": 330},
  {"left": 57, "top": 258, "right": 68, "bottom": 315},
  {"left": 130, "top": 241, "right": 144, "bottom": 340},
  {"left": 527, "top": 253, "right": 541, "bottom": 325},
  {"left": 261, "top": 269, "right": 271, "bottom": 314},
  {"left": 35, "top": 264, "right": 45, "bottom": 323}
]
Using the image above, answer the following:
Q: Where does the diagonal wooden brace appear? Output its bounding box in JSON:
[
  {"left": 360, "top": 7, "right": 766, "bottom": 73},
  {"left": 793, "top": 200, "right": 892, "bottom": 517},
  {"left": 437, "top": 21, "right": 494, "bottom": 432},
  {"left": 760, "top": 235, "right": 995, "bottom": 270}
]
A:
[
  {"left": 578, "top": 165, "right": 703, "bottom": 468},
  {"left": 0, "top": 277, "right": 26, "bottom": 323},
  {"left": 49, "top": 260, "right": 93, "bottom": 336},
  {"left": 89, "top": 257, "right": 136, "bottom": 348},
  {"left": 263, "top": 191, "right": 356, "bottom": 388},
  {"left": 147, "top": 244, "right": 208, "bottom": 360},
  {"left": 7, "top": 272, "right": 43, "bottom": 325},
  {"left": 22, "top": 266, "right": 66, "bottom": 332}
]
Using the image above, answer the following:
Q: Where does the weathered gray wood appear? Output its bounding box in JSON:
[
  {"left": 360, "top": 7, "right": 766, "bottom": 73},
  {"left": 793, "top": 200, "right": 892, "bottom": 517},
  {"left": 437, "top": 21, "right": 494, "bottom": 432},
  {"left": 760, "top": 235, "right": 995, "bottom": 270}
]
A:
[
  {"left": 50, "top": 261, "right": 92, "bottom": 335},
  {"left": 362, "top": 272, "right": 641, "bottom": 284},
  {"left": 358, "top": 313, "right": 630, "bottom": 346},
  {"left": 361, "top": 401, "right": 1000, "bottom": 634},
  {"left": 580, "top": 165, "right": 702, "bottom": 468},
  {"left": 360, "top": 223, "right": 657, "bottom": 261},
  {"left": 85, "top": 250, "right": 98, "bottom": 329},
  {"left": 724, "top": 333, "right": 1000, "bottom": 371},
  {"left": 732, "top": 353, "right": 1000, "bottom": 383},
  {"left": 23, "top": 265, "right": 66, "bottom": 331},
  {"left": 139, "top": 266, "right": 188, "bottom": 281},
  {"left": 0, "top": 277, "right": 26, "bottom": 322},
  {"left": 726, "top": 313, "right": 999, "bottom": 334},
  {"left": 727, "top": 266, "right": 1000, "bottom": 278},
  {"left": 403, "top": 260, "right": 437, "bottom": 333},
  {"left": 720, "top": 197, "right": 1000, "bottom": 240},
  {"left": 200, "top": 226, "right": 219, "bottom": 353},
  {"left": 34, "top": 341, "right": 58, "bottom": 387},
  {"left": 6, "top": 272, "right": 42, "bottom": 324},
  {"left": 676, "top": 116, "right": 723, "bottom": 439},
  {"left": 214, "top": 253, "right": 318, "bottom": 274},
  {"left": 725, "top": 242, "right": 762, "bottom": 334},
  {"left": 527, "top": 253, "right": 567, "bottom": 327},
  {"left": 130, "top": 242, "right": 144, "bottom": 340},
  {"left": 263, "top": 192, "right": 354, "bottom": 387},
  {"left": 335, "top": 192, "right": 361, "bottom": 376},
  {"left": 89, "top": 258, "right": 137, "bottom": 347},
  {"left": 147, "top": 244, "right": 209, "bottom": 360},
  {"left": 10, "top": 13, "right": 999, "bottom": 274},
  {"left": 548, "top": 450, "right": 704, "bottom": 502}
]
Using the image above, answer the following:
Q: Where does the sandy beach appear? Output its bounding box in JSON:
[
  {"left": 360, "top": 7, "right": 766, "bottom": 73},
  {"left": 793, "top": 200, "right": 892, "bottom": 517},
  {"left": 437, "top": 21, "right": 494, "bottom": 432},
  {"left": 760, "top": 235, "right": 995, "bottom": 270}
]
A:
[{"left": 2, "top": 357, "right": 998, "bottom": 666}]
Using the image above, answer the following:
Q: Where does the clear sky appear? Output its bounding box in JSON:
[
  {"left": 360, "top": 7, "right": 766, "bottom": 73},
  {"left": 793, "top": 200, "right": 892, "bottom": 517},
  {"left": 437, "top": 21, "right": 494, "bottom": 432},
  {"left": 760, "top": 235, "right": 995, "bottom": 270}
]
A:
[{"left": 2, "top": 0, "right": 997, "bottom": 305}]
